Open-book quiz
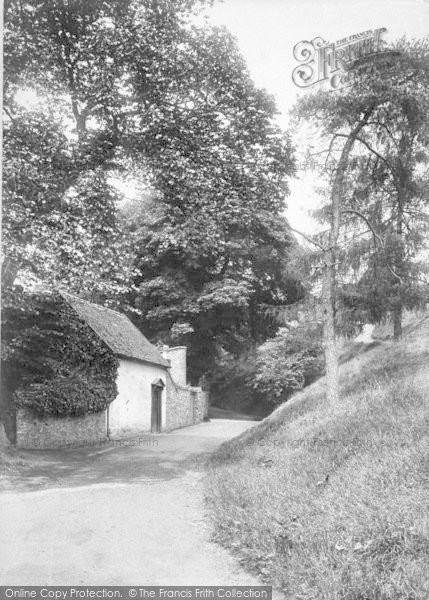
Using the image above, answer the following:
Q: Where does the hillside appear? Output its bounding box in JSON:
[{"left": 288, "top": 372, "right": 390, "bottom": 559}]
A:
[{"left": 205, "top": 322, "right": 429, "bottom": 600}]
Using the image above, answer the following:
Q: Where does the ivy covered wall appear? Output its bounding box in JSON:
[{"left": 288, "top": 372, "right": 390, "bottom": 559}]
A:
[{"left": 1, "top": 288, "right": 119, "bottom": 419}]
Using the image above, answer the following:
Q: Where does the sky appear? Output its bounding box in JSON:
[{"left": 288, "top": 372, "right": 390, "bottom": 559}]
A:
[{"left": 203, "top": 0, "right": 429, "bottom": 234}]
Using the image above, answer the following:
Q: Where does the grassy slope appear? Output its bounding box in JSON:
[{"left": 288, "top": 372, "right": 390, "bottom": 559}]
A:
[{"left": 205, "top": 324, "right": 429, "bottom": 600}]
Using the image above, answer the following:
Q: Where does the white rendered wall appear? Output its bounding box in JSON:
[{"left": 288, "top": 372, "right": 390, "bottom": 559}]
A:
[
  {"left": 108, "top": 358, "right": 167, "bottom": 437},
  {"left": 161, "top": 346, "right": 187, "bottom": 386}
]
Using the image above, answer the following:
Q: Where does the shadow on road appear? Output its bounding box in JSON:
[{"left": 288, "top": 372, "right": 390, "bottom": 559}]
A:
[
  {"left": 0, "top": 419, "right": 256, "bottom": 493},
  {"left": 207, "top": 407, "right": 262, "bottom": 421}
]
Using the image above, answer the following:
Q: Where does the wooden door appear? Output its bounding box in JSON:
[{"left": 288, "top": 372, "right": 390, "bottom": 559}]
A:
[{"left": 151, "top": 385, "right": 162, "bottom": 433}]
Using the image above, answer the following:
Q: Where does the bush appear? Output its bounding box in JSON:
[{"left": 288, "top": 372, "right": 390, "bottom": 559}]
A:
[
  {"left": 208, "top": 323, "right": 324, "bottom": 414},
  {"left": 250, "top": 324, "right": 324, "bottom": 408}
]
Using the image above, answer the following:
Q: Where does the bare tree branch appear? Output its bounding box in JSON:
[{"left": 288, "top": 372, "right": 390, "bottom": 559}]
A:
[
  {"left": 3, "top": 106, "right": 16, "bottom": 122},
  {"left": 341, "top": 208, "right": 384, "bottom": 246},
  {"left": 341, "top": 209, "right": 403, "bottom": 283},
  {"left": 335, "top": 132, "right": 396, "bottom": 177},
  {"left": 289, "top": 227, "right": 326, "bottom": 250}
]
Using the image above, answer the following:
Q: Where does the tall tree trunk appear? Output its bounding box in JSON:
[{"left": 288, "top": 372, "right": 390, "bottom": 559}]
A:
[
  {"left": 323, "top": 109, "right": 374, "bottom": 403},
  {"left": 322, "top": 251, "right": 339, "bottom": 402},
  {"left": 393, "top": 304, "right": 402, "bottom": 340},
  {"left": 392, "top": 167, "right": 405, "bottom": 340}
]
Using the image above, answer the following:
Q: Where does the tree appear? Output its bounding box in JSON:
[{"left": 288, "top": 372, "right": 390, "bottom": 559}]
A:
[
  {"left": 2, "top": 0, "right": 137, "bottom": 301},
  {"left": 3, "top": 0, "right": 297, "bottom": 386},
  {"left": 127, "top": 160, "right": 297, "bottom": 382},
  {"left": 339, "top": 40, "right": 429, "bottom": 337},
  {"left": 117, "top": 12, "right": 297, "bottom": 382},
  {"left": 2, "top": 109, "right": 135, "bottom": 301},
  {"left": 292, "top": 38, "right": 429, "bottom": 401}
]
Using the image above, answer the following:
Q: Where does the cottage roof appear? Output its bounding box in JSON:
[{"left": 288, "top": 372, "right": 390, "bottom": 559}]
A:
[{"left": 61, "top": 292, "right": 170, "bottom": 368}]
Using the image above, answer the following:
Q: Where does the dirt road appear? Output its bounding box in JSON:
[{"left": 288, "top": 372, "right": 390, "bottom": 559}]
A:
[{"left": 0, "top": 420, "right": 263, "bottom": 586}]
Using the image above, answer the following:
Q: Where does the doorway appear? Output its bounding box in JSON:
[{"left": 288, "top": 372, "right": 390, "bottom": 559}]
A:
[{"left": 151, "top": 379, "right": 164, "bottom": 433}]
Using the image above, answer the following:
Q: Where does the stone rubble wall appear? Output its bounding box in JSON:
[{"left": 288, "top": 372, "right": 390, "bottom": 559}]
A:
[
  {"left": 191, "top": 387, "right": 209, "bottom": 424},
  {"left": 16, "top": 408, "right": 107, "bottom": 449},
  {"left": 164, "top": 371, "right": 208, "bottom": 431}
]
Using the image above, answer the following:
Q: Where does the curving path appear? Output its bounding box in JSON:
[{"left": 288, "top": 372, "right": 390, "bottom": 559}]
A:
[{"left": 0, "top": 420, "right": 265, "bottom": 587}]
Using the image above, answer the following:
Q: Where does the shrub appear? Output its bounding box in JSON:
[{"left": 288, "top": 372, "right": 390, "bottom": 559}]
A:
[{"left": 250, "top": 324, "right": 324, "bottom": 408}]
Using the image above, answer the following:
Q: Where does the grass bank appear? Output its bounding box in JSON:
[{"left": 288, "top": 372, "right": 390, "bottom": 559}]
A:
[{"left": 205, "top": 328, "right": 429, "bottom": 599}]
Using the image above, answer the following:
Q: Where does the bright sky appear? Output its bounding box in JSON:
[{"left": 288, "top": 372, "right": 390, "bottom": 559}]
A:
[{"left": 206, "top": 0, "right": 429, "bottom": 234}]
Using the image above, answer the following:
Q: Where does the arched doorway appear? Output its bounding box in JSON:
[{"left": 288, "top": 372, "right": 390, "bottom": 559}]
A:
[{"left": 151, "top": 379, "right": 164, "bottom": 433}]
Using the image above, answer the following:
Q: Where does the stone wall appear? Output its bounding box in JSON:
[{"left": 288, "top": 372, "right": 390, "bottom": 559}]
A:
[
  {"left": 165, "top": 371, "right": 208, "bottom": 431},
  {"left": 192, "top": 388, "right": 209, "bottom": 423},
  {"left": 16, "top": 408, "right": 107, "bottom": 449}
]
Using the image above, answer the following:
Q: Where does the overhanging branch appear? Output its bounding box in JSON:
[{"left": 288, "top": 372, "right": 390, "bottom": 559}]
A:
[
  {"left": 289, "top": 227, "right": 326, "bottom": 251},
  {"left": 341, "top": 209, "right": 383, "bottom": 246},
  {"left": 335, "top": 132, "right": 396, "bottom": 178},
  {"left": 341, "top": 209, "right": 403, "bottom": 283}
]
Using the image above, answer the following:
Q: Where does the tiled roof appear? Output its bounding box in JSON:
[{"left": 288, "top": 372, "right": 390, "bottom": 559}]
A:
[{"left": 61, "top": 292, "right": 170, "bottom": 368}]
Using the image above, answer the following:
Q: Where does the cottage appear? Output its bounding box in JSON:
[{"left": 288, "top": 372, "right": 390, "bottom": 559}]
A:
[{"left": 14, "top": 293, "right": 208, "bottom": 449}]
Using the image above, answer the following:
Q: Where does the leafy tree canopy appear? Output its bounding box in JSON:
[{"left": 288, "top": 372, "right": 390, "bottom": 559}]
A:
[{"left": 3, "top": 0, "right": 298, "bottom": 383}]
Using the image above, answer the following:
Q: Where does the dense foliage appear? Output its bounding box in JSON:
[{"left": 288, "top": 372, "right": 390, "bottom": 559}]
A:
[
  {"left": 3, "top": 0, "right": 297, "bottom": 387},
  {"left": 293, "top": 39, "right": 429, "bottom": 339},
  {"left": 251, "top": 323, "right": 324, "bottom": 408},
  {"left": 7, "top": 2, "right": 427, "bottom": 413},
  {"left": 3, "top": 0, "right": 135, "bottom": 302},
  {"left": 209, "top": 320, "right": 323, "bottom": 415},
  {"left": 1, "top": 289, "right": 118, "bottom": 416}
]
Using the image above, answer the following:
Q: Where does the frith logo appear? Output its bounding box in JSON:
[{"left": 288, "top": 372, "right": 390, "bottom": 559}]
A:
[{"left": 292, "top": 28, "right": 388, "bottom": 89}]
